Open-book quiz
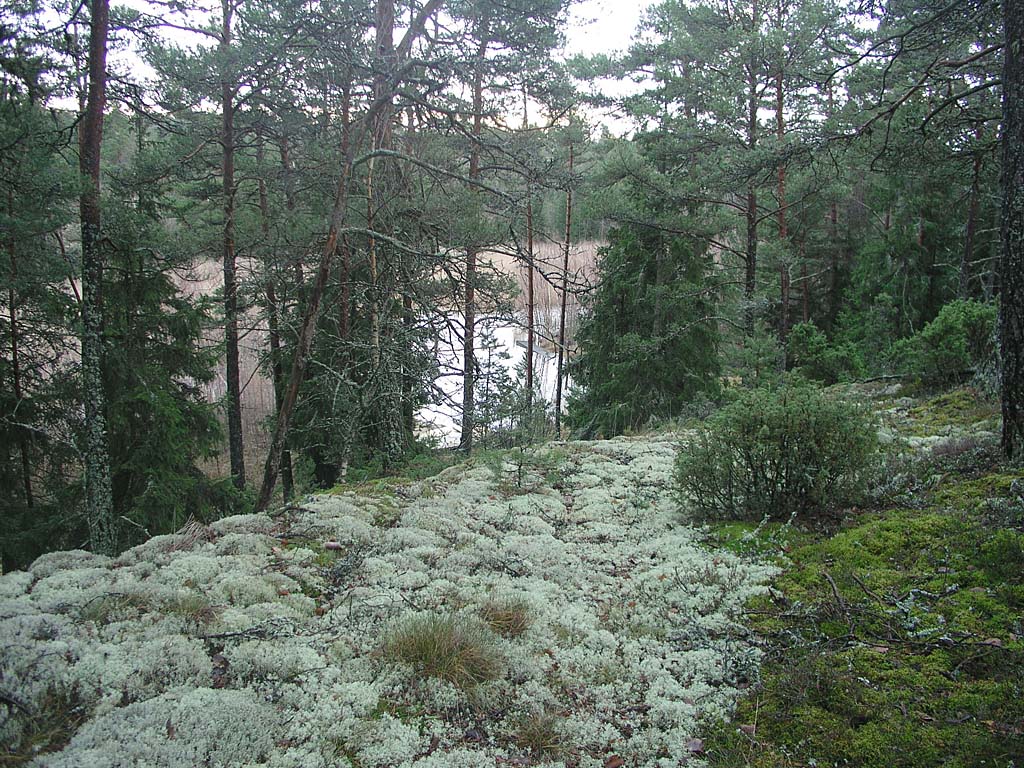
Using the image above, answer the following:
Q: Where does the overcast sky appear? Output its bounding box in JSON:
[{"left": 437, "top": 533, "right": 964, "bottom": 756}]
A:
[
  {"left": 564, "top": 0, "right": 650, "bottom": 58},
  {"left": 561, "top": 0, "right": 654, "bottom": 134}
]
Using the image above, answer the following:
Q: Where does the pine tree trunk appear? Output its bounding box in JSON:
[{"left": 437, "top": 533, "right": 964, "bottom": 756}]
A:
[
  {"left": 6, "top": 230, "right": 32, "bottom": 508},
  {"left": 743, "top": 39, "right": 759, "bottom": 335},
  {"left": 521, "top": 92, "right": 535, "bottom": 419},
  {"left": 369, "top": 0, "right": 405, "bottom": 466},
  {"left": 960, "top": 129, "right": 984, "bottom": 299},
  {"left": 221, "top": 0, "right": 245, "bottom": 489},
  {"left": 339, "top": 81, "right": 352, "bottom": 341},
  {"left": 776, "top": 62, "right": 788, "bottom": 345},
  {"left": 79, "top": 0, "right": 115, "bottom": 554},
  {"left": 256, "top": 141, "right": 293, "bottom": 502},
  {"left": 278, "top": 136, "right": 305, "bottom": 304},
  {"left": 825, "top": 82, "right": 842, "bottom": 326},
  {"left": 554, "top": 141, "right": 574, "bottom": 436},
  {"left": 459, "top": 29, "right": 488, "bottom": 453},
  {"left": 265, "top": 282, "right": 292, "bottom": 502},
  {"left": 740, "top": 0, "right": 761, "bottom": 335},
  {"left": 744, "top": 187, "right": 758, "bottom": 333},
  {"left": 829, "top": 199, "right": 840, "bottom": 322},
  {"left": 801, "top": 259, "right": 809, "bottom": 323},
  {"left": 254, "top": 0, "right": 443, "bottom": 512},
  {"left": 525, "top": 194, "right": 535, "bottom": 413},
  {"left": 1000, "top": 0, "right": 1024, "bottom": 457}
]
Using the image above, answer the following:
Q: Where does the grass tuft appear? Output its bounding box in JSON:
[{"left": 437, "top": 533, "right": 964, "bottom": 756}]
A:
[
  {"left": 0, "top": 687, "right": 86, "bottom": 767},
  {"left": 163, "top": 592, "right": 219, "bottom": 628},
  {"left": 479, "top": 598, "right": 532, "bottom": 638},
  {"left": 384, "top": 613, "right": 503, "bottom": 688},
  {"left": 78, "top": 592, "right": 152, "bottom": 624},
  {"left": 513, "top": 710, "right": 565, "bottom": 758}
]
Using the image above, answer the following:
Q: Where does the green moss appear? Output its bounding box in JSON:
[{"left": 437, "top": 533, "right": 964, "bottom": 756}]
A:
[
  {"left": 905, "top": 388, "right": 999, "bottom": 436},
  {"left": 370, "top": 498, "right": 403, "bottom": 528},
  {"left": 933, "top": 471, "right": 1024, "bottom": 511},
  {"left": 705, "top": 467, "right": 1024, "bottom": 768},
  {"left": 703, "top": 520, "right": 810, "bottom": 557},
  {"left": 369, "top": 698, "right": 426, "bottom": 723}
]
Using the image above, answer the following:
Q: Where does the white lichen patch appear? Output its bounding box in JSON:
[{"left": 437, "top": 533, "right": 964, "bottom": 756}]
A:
[
  {"left": 40, "top": 687, "right": 280, "bottom": 768},
  {"left": 0, "top": 434, "right": 775, "bottom": 767}
]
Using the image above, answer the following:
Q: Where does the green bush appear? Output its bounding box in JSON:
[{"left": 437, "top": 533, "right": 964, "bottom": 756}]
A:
[
  {"left": 890, "top": 299, "right": 996, "bottom": 386},
  {"left": 676, "top": 379, "right": 879, "bottom": 520},
  {"left": 787, "top": 321, "right": 865, "bottom": 384}
]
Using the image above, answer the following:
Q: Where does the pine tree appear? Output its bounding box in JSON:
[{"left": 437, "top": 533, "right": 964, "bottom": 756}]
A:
[
  {"left": 78, "top": 0, "right": 116, "bottom": 555},
  {"left": 569, "top": 221, "right": 719, "bottom": 437}
]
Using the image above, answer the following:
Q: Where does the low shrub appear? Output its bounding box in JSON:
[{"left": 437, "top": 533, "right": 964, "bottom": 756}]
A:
[
  {"left": 383, "top": 613, "right": 503, "bottom": 688},
  {"left": 676, "top": 378, "right": 879, "bottom": 520},
  {"left": 890, "top": 299, "right": 997, "bottom": 386}
]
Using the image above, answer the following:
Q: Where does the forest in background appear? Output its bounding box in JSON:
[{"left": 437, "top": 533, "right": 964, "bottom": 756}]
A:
[{"left": 1, "top": 0, "right": 1022, "bottom": 570}]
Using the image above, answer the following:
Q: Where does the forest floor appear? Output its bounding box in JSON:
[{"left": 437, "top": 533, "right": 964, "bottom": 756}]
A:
[
  {"left": 1, "top": 385, "right": 1022, "bottom": 767},
  {"left": 1, "top": 430, "right": 772, "bottom": 767},
  {"left": 701, "top": 384, "right": 1024, "bottom": 768}
]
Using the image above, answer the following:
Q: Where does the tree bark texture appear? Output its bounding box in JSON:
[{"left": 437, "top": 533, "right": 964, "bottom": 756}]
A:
[
  {"left": 960, "top": 128, "right": 984, "bottom": 299},
  {"left": 79, "top": 0, "right": 115, "bottom": 555},
  {"left": 7, "top": 224, "right": 33, "bottom": 508},
  {"left": 278, "top": 136, "right": 306, "bottom": 302},
  {"left": 741, "top": 0, "right": 760, "bottom": 336},
  {"left": 339, "top": 81, "right": 352, "bottom": 341},
  {"left": 744, "top": 186, "right": 758, "bottom": 333},
  {"left": 776, "top": 62, "right": 789, "bottom": 344},
  {"left": 221, "top": 0, "right": 245, "bottom": 489},
  {"left": 554, "top": 141, "right": 574, "bottom": 436},
  {"left": 459, "top": 27, "right": 488, "bottom": 452},
  {"left": 256, "top": 142, "right": 293, "bottom": 502},
  {"left": 369, "top": 0, "right": 406, "bottom": 466},
  {"left": 525, "top": 194, "right": 535, "bottom": 413},
  {"left": 521, "top": 94, "right": 535, "bottom": 417},
  {"left": 1000, "top": 0, "right": 1024, "bottom": 457}
]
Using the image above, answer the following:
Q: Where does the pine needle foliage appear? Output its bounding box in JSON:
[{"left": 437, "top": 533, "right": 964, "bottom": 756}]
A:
[{"left": 568, "top": 223, "right": 719, "bottom": 438}]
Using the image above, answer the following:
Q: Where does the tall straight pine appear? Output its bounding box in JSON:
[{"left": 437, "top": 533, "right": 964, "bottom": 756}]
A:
[{"left": 79, "top": 0, "right": 115, "bottom": 554}]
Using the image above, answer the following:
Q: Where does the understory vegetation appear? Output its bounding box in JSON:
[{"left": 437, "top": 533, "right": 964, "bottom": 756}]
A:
[
  {"left": 1, "top": 434, "right": 777, "bottom": 767},
  {"left": 700, "top": 387, "right": 1024, "bottom": 768},
  {"left": 3, "top": 381, "right": 1021, "bottom": 767},
  {"left": 676, "top": 378, "right": 879, "bottom": 521}
]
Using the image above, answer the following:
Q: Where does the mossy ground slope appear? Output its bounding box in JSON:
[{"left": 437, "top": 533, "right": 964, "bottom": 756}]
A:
[
  {"left": 704, "top": 387, "right": 1024, "bottom": 768},
  {"left": 1, "top": 436, "right": 774, "bottom": 768}
]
